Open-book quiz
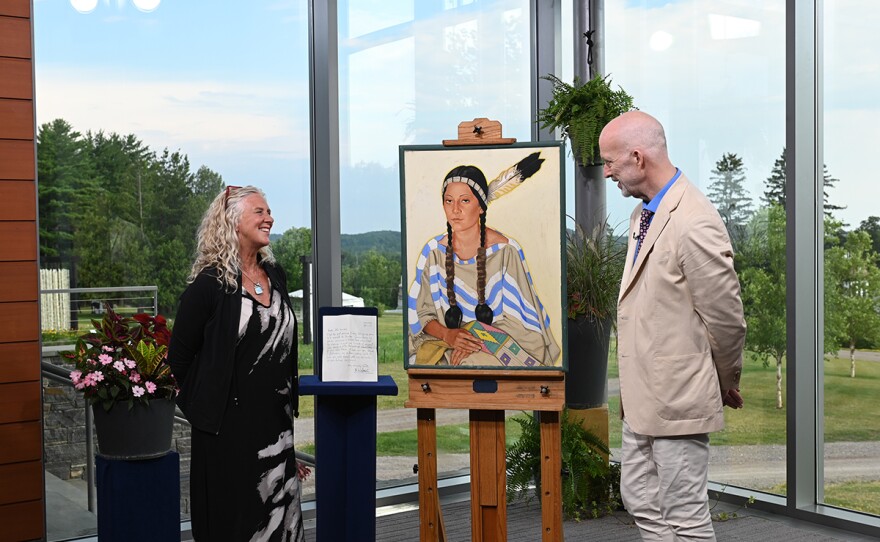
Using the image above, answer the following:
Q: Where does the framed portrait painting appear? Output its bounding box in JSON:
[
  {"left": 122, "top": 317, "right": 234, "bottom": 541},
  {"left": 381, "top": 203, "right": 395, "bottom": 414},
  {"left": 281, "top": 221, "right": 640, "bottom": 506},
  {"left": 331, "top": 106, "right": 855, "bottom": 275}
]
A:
[{"left": 400, "top": 142, "right": 566, "bottom": 371}]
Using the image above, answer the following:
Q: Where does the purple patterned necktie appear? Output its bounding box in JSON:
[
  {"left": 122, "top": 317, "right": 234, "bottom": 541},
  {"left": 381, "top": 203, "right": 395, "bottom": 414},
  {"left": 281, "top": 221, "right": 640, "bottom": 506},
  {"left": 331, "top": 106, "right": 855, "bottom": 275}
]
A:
[{"left": 634, "top": 208, "right": 654, "bottom": 260}]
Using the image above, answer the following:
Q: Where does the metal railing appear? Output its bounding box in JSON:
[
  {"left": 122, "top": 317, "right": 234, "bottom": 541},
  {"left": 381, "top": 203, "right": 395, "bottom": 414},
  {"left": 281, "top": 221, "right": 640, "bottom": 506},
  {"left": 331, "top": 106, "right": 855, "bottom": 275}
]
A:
[{"left": 40, "top": 360, "right": 317, "bottom": 514}]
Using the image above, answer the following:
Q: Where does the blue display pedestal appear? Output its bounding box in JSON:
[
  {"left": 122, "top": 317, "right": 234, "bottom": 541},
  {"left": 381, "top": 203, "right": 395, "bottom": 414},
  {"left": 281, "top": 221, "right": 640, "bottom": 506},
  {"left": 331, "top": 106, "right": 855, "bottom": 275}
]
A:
[
  {"left": 299, "top": 375, "right": 398, "bottom": 542},
  {"left": 96, "top": 451, "right": 181, "bottom": 541}
]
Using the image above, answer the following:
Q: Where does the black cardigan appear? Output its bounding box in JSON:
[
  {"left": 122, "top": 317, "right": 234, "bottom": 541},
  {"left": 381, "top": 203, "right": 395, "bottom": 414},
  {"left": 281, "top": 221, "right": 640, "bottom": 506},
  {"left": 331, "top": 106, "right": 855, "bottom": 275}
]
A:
[{"left": 168, "top": 263, "right": 299, "bottom": 434}]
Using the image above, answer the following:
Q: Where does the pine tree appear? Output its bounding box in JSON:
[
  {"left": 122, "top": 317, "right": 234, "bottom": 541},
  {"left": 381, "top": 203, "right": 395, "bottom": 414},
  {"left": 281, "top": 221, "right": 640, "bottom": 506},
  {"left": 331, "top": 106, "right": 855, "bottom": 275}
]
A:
[
  {"left": 707, "top": 152, "right": 754, "bottom": 228},
  {"left": 763, "top": 148, "right": 786, "bottom": 208},
  {"left": 706, "top": 153, "right": 753, "bottom": 254},
  {"left": 762, "top": 147, "right": 845, "bottom": 217}
]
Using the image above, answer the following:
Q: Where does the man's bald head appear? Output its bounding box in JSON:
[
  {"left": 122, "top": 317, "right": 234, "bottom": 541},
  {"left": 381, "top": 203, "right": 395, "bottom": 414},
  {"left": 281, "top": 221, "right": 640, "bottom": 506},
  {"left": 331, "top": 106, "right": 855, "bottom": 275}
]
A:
[
  {"left": 599, "top": 111, "right": 677, "bottom": 201},
  {"left": 602, "top": 111, "right": 668, "bottom": 161}
]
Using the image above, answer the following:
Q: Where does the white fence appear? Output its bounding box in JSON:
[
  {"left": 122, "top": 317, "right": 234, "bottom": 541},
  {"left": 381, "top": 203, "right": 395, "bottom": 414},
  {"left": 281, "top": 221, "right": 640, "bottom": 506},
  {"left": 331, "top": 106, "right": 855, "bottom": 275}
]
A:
[{"left": 40, "top": 268, "right": 70, "bottom": 331}]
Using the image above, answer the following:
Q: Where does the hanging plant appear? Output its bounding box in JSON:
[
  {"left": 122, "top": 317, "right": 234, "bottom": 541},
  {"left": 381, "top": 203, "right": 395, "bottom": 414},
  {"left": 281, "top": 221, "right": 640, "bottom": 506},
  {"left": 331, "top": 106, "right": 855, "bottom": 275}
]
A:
[{"left": 538, "top": 74, "right": 636, "bottom": 167}]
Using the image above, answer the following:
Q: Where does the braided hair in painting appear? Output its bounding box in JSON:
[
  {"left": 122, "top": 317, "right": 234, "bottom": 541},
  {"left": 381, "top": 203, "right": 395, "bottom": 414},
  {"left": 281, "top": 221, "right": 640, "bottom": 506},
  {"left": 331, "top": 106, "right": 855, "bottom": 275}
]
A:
[{"left": 442, "top": 165, "right": 494, "bottom": 329}]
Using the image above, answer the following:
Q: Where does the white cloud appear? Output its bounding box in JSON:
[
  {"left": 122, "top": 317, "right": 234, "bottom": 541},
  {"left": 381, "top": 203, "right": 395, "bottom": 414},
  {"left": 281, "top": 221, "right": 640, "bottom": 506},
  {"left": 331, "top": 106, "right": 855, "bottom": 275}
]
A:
[{"left": 35, "top": 65, "right": 310, "bottom": 158}]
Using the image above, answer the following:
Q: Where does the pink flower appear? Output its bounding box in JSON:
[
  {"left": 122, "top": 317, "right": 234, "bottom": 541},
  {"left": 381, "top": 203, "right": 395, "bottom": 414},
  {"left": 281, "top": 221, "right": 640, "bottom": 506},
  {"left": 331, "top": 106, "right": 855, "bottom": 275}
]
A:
[
  {"left": 70, "top": 370, "right": 82, "bottom": 384},
  {"left": 102, "top": 346, "right": 114, "bottom": 352},
  {"left": 98, "top": 354, "right": 113, "bottom": 365},
  {"left": 93, "top": 371, "right": 104, "bottom": 382},
  {"left": 124, "top": 358, "right": 137, "bottom": 369},
  {"left": 113, "top": 360, "right": 126, "bottom": 372},
  {"left": 130, "top": 372, "right": 141, "bottom": 383},
  {"left": 132, "top": 385, "right": 145, "bottom": 398},
  {"left": 145, "top": 381, "right": 157, "bottom": 394},
  {"left": 75, "top": 382, "right": 86, "bottom": 390}
]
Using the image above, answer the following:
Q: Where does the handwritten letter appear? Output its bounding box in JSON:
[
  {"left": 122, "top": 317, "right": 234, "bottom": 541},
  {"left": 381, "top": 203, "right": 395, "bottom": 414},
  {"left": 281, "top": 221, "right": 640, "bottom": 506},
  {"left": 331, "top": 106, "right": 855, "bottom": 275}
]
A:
[{"left": 321, "top": 314, "right": 378, "bottom": 382}]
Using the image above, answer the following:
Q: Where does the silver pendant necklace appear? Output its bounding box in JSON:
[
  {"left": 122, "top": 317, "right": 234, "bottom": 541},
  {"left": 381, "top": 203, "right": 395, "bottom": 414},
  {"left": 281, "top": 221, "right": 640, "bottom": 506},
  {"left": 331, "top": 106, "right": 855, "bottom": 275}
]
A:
[{"left": 241, "top": 268, "right": 264, "bottom": 295}]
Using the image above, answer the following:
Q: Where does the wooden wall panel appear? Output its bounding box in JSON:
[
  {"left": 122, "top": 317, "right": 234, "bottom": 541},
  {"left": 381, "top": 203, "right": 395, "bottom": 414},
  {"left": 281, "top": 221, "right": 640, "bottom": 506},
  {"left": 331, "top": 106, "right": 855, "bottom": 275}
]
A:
[
  {"left": 0, "top": 6, "right": 44, "bottom": 538},
  {"left": 0, "top": 180, "right": 35, "bottom": 221},
  {"left": 0, "top": 422, "right": 41, "bottom": 464},
  {"left": 0, "top": 381, "right": 41, "bottom": 424},
  {"left": 0, "top": 262, "right": 38, "bottom": 302},
  {"left": 0, "top": 461, "right": 42, "bottom": 506},
  {"left": 0, "top": 16, "right": 30, "bottom": 59},
  {"left": 0, "top": 500, "right": 43, "bottom": 542},
  {"left": 0, "top": 99, "right": 34, "bottom": 139},
  {"left": 0, "top": 0, "right": 30, "bottom": 19},
  {"left": 0, "top": 140, "right": 35, "bottom": 179},
  {"left": 0, "top": 342, "right": 40, "bottom": 383},
  {"left": 0, "top": 222, "right": 37, "bottom": 261},
  {"left": 0, "top": 302, "right": 39, "bottom": 343},
  {"left": 0, "top": 58, "right": 32, "bottom": 99}
]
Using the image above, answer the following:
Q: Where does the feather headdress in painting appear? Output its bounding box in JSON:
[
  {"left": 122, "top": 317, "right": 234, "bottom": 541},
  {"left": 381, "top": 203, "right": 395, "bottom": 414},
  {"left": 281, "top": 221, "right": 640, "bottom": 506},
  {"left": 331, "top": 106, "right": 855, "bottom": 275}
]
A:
[
  {"left": 441, "top": 151, "right": 545, "bottom": 206},
  {"left": 486, "top": 151, "right": 544, "bottom": 204}
]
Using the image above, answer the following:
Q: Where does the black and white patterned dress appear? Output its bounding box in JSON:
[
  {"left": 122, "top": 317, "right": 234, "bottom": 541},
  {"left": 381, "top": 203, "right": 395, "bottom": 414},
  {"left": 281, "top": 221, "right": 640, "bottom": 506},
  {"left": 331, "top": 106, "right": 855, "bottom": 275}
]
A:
[{"left": 190, "top": 284, "right": 303, "bottom": 542}]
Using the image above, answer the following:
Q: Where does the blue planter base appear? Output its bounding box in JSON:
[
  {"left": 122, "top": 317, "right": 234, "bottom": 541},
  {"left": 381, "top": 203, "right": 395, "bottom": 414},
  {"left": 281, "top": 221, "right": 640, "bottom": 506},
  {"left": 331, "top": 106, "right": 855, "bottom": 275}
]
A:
[{"left": 96, "top": 451, "right": 181, "bottom": 541}]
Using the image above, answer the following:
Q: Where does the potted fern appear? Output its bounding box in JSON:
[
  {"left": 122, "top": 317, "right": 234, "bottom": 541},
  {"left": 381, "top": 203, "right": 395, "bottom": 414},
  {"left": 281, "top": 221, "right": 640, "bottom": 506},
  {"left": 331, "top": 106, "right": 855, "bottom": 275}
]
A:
[
  {"left": 506, "top": 408, "right": 622, "bottom": 520},
  {"left": 566, "top": 218, "right": 627, "bottom": 408},
  {"left": 538, "top": 74, "right": 635, "bottom": 167}
]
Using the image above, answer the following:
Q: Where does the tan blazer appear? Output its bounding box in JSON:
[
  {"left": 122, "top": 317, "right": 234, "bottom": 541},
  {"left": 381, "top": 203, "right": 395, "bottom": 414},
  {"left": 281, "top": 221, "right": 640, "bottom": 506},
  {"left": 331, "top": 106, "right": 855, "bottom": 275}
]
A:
[{"left": 617, "top": 174, "right": 745, "bottom": 437}]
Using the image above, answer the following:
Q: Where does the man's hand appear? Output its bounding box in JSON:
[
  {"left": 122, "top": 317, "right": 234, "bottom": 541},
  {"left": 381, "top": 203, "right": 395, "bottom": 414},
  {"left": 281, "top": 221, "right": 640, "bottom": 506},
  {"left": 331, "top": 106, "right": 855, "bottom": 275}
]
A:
[{"left": 722, "top": 388, "right": 744, "bottom": 409}]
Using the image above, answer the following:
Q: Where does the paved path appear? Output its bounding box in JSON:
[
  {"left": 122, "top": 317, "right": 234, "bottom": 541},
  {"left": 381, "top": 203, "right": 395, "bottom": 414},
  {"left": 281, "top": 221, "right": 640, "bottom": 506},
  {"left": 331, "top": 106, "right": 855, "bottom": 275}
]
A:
[
  {"left": 294, "top": 378, "right": 622, "bottom": 446},
  {"left": 838, "top": 349, "right": 880, "bottom": 362},
  {"left": 294, "top": 368, "right": 878, "bottom": 499}
]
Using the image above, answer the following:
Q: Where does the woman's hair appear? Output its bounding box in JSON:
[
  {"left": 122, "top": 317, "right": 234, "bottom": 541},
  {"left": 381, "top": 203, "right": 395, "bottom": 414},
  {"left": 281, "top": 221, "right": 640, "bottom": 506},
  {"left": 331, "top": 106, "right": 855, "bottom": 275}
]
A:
[
  {"left": 188, "top": 185, "right": 276, "bottom": 290},
  {"left": 442, "top": 165, "right": 493, "bottom": 328}
]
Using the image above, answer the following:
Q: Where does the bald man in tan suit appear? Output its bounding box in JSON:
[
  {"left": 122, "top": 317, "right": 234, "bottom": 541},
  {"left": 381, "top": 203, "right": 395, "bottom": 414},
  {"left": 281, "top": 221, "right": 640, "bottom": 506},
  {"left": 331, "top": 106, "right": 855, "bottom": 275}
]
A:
[{"left": 599, "top": 111, "right": 746, "bottom": 541}]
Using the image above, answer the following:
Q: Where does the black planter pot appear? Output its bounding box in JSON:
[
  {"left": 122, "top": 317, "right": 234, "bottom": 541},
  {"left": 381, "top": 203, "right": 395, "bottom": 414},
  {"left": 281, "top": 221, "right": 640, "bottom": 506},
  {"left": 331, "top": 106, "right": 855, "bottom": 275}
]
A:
[
  {"left": 92, "top": 398, "right": 176, "bottom": 460},
  {"left": 565, "top": 315, "right": 612, "bottom": 409}
]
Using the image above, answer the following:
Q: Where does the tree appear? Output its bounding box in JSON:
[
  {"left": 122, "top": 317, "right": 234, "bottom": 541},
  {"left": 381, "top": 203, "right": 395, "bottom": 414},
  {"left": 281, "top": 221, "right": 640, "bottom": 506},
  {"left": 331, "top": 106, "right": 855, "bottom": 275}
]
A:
[
  {"left": 37, "top": 119, "right": 225, "bottom": 316},
  {"left": 825, "top": 230, "right": 880, "bottom": 377},
  {"left": 342, "top": 250, "right": 402, "bottom": 310},
  {"left": 272, "top": 227, "right": 313, "bottom": 292},
  {"left": 856, "top": 216, "right": 880, "bottom": 257},
  {"left": 762, "top": 147, "right": 845, "bottom": 217},
  {"left": 763, "top": 150, "right": 786, "bottom": 209},
  {"left": 37, "top": 119, "right": 99, "bottom": 266},
  {"left": 739, "top": 205, "right": 787, "bottom": 408},
  {"left": 706, "top": 152, "right": 753, "bottom": 252}
]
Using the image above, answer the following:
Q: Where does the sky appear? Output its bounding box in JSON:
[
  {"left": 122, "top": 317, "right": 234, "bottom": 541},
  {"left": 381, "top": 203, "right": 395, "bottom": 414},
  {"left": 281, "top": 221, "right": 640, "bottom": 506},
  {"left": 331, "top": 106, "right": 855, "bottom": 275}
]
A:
[{"left": 33, "top": 0, "right": 880, "bottom": 234}]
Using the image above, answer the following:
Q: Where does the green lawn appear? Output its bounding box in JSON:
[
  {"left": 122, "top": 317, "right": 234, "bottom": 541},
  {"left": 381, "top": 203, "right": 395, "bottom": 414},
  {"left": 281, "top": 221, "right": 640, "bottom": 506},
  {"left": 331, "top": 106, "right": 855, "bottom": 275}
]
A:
[
  {"left": 296, "top": 313, "right": 410, "bottom": 419},
  {"left": 295, "top": 318, "right": 880, "bottom": 516},
  {"left": 607, "top": 352, "right": 880, "bottom": 448},
  {"left": 298, "top": 317, "right": 880, "bottom": 451},
  {"left": 765, "top": 481, "right": 880, "bottom": 517}
]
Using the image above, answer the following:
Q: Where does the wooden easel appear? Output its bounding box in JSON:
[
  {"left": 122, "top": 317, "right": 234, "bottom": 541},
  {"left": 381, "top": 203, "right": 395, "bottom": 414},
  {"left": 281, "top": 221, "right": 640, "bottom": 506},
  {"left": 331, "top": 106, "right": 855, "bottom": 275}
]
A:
[
  {"left": 407, "top": 119, "right": 564, "bottom": 540},
  {"left": 406, "top": 369, "right": 564, "bottom": 542},
  {"left": 442, "top": 117, "right": 517, "bottom": 147}
]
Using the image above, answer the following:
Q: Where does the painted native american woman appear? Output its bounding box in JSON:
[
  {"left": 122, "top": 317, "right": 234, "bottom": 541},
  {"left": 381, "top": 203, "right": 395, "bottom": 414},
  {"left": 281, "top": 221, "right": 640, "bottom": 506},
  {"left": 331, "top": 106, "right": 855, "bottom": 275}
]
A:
[{"left": 407, "top": 153, "right": 561, "bottom": 367}]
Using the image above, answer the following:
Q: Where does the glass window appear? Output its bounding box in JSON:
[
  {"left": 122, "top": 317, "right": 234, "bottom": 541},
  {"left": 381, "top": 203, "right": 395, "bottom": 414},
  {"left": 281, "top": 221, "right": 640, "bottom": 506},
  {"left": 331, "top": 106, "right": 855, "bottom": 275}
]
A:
[
  {"left": 35, "top": 1, "right": 311, "bottom": 539},
  {"left": 604, "top": 0, "right": 787, "bottom": 495},
  {"left": 337, "top": 0, "right": 532, "bottom": 489},
  {"left": 822, "top": 0, "right": 880, "bottom": 518}
]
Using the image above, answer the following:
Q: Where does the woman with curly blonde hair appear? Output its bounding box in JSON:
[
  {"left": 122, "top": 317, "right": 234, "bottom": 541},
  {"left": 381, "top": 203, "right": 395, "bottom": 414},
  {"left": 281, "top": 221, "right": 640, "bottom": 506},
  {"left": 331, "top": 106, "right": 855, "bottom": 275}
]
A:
[{"left": 169, "top": 185, "right": 307, "bottom": 541}]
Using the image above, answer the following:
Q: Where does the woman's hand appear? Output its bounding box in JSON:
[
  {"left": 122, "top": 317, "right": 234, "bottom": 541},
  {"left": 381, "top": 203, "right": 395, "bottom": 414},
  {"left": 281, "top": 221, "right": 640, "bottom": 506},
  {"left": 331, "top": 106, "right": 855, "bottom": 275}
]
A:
[
  {"left": 424, "top": 319, "right": 482, "bottom": 365},
  {"left": 445, "top": 328, "right": 482, "bottom": 365},
  {"left": 297, "top": 461, "right": 311, "bottom": 481}
]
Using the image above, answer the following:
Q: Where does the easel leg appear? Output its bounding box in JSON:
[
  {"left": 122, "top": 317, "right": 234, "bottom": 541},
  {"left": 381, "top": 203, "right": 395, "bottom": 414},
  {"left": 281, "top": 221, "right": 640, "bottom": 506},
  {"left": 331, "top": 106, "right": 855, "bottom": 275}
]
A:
[
  {"left": 539, "top": 411, "right": 563, "bottom": 541},
  {"left": 469, "top": 410, "right": 507, "bottom": 542},
  {"left": 417, "top": 408, "right": 445, "bottom": 541}
]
